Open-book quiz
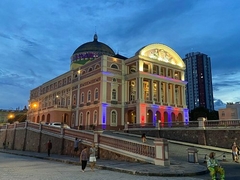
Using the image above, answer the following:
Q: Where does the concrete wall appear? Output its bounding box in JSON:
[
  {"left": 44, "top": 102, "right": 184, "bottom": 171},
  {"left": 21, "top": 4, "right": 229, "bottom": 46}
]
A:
[{"left": 128, "top": 129, "right": 239, "bottom": 149}]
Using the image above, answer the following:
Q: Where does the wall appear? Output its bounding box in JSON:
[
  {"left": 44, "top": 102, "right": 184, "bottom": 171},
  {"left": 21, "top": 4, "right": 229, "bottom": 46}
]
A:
[
  {"left": 128, "top": 128, "right": 239, "bottom": 149},
  {"left": 0, "top": 128, "right": 139, "bottom": 163}
]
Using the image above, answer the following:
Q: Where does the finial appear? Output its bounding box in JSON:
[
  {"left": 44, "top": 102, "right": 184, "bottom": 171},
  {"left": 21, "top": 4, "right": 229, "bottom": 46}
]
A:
[
  {"left": 93, "top": 33, "right": 98, "bottom": 41},
  {"left": 93, "top": 26, "right": 98, "bottom": 41}
]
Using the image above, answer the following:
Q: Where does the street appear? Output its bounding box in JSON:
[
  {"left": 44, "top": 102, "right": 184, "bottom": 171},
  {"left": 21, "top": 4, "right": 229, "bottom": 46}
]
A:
[{"left": 0, "top": 152, "right": 203, "bottom": 180}]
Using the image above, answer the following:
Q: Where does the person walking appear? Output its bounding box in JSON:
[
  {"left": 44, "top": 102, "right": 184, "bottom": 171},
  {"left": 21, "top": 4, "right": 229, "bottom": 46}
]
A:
[
  {"left": 47, "top": 140, "right": 52, "bottom": 157},
  {"left": 73, "top": 137, "right": 81, "bottom": 157},
  {"left": 207, "top": 152, "right": 225, "bottom": 180},
  {"left": 141, "top": 133, "right": 147, "bottom": 143},
  {"left": 80, "top": 146, "right": 88, "bottom": 172},
  {"left": 89, "top": 143, "right": 97, "bottom": 171},
  {"left": 231, "top": 142, "right": 239, "bottom": 162}
]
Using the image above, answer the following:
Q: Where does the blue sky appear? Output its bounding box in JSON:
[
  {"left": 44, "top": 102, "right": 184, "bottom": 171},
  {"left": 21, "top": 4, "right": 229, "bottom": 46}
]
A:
[{"left": 0, "top": 0, "right": 240, "bottom": 110}]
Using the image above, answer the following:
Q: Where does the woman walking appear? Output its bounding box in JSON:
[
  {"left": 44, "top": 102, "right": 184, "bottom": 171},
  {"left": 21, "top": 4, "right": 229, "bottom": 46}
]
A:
[
  {"left": 89, "top": 143, "right": 97, "bottom": 171},
  {"left": 232, "top": 142, "right": 239, "bottom": 162},
  {"left": 80, "top": 146, "right": 88, "bottom": 172}
]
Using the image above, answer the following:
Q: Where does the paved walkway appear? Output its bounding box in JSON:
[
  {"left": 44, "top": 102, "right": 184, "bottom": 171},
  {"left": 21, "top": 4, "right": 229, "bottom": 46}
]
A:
[
  {"left": 0, "top": 148, "right": 207, "bottom": 177},
  {"left": 0, "top": 132, "right": 233, "bottom": 178}
]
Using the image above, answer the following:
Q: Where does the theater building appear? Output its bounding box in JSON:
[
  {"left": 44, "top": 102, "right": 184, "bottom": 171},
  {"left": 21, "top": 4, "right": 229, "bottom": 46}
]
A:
[{"left": 27, "top": 34, "right": 189, "bottom": 130}]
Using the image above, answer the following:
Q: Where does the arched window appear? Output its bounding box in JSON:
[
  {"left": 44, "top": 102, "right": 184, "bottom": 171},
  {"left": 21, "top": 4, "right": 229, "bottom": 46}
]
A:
[
  {"left": 111, "top": 110, "right": 117, "bottom": 126},
  {"left": 82, "top": 70, "right": 86, "bottom": 75},
  {"left": 111, "top": 64, "right": 118, "bottom": 69},
  {"left": 95, "top": 64, "right": 100, "bottom": 69},
  {"left": 81, "top": 92, "right": 84, "bottom": 103},
  {"left": 94, "top": 88, "right": 98, "bottom": 100},
  {"left": 88, "top": 67, "right": 93, "bottom": 72},
  {"left": 112, "top": 89, "right": 117, "bottom": 100},
  {"left": 79, "top": 112, "right": 83, "bottom": 125},
  {"left": 88, "top": 90, "right": 91, "bottom": 102},
  {"left": 112, "top": 78, "right": 117, "bottom": 82},
  {"left": 93, "top": 111, "right": 97, "bottom": 124}
]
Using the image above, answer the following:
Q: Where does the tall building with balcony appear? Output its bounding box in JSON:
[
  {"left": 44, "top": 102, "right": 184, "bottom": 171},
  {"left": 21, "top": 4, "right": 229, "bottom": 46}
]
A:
[
  {"left": 183, "top": 52, "right": 214, "bottom": 112},
  {"left": 27, "top": 34, "right": 189, "bottom": 130}
]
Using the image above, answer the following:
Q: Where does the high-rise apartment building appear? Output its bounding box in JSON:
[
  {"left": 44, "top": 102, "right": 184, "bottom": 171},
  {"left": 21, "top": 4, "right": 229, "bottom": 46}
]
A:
[{"left": 183, "top": 52, "right": 214, "bottom": 112}]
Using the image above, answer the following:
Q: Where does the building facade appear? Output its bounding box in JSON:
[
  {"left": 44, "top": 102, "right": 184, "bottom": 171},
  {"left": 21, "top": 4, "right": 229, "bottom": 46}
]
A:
[
  {"left": 183, "top": 52, "right": 214, "bottom": 112},
  {"left": 218, "top": 102, "right": 240, "bottom": 120},
  {"left": 27, "top": 35, "right": 189, "bottom": 130}
]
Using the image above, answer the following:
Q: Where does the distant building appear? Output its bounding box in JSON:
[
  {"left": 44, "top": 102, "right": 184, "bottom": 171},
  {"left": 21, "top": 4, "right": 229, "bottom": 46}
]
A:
[
  {"left": 218, "top": 102, "right": 240, "bottom": 120},
  {"left": 27, "top": 34, "right": 189, "bottom": 129},
  {"left": 183, "top": 52, "right": 214, "bottom": 112}
]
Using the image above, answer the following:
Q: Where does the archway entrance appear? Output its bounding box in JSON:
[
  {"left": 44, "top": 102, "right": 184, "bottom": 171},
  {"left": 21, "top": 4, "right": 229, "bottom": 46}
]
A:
[
  {"left": 127, "top": 110, "right": 136, "bottom": 124},
  {"left": 147, "top": 110, "right": 153, "bottom": 124}
]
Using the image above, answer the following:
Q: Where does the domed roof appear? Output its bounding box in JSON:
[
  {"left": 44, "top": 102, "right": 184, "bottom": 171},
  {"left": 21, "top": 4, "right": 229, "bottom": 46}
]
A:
[{"left": 72, "top": 34, "right": 115, "bottom": 56}]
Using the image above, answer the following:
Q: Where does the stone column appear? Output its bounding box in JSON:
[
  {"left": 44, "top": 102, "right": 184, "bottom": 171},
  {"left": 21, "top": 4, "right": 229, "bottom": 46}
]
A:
[{"left": 154, "top": 138, "right": 170, "bottom": 166}]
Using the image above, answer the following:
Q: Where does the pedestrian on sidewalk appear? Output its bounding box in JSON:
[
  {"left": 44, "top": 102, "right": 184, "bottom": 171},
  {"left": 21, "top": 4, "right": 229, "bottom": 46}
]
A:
[
  {"left": 141, "top": 133, "right": 147, "bottom": 143},
  {"left": 80, "top": 146, "right": 88, "bottom": 172},
  {"left": 89, "top": 143, "right": 97, "bottom": 171},
  {"left": 207, "top": 152, "right": 225, "bottom": 180},
  {"left": 47, "top": 140, "right": 52, "bottom": 157},
  {"left": 231, "top": 142, "right": 239, "bottom": 162},
  {"left": 72, "top": 137, "right": 81, "bottom": 157}
]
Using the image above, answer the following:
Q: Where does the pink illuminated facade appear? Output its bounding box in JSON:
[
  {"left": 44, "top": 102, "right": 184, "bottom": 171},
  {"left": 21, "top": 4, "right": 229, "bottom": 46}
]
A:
[{"left": 27, "top": 34, "right": 189, "bottom": 130}]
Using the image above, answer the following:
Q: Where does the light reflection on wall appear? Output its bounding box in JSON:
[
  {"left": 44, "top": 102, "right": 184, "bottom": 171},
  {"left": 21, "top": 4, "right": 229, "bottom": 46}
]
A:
[{"left": 102, "top": 103, "right": 108, "bottom": 129}]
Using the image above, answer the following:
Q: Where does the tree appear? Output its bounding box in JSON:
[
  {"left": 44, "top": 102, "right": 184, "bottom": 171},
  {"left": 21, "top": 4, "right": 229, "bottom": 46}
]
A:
[
  {"left": 189, "top": 107, "right": 219, "bottom": 121},
  {"left": 189, "top": 107, "right": 209, "bottom": 121}
]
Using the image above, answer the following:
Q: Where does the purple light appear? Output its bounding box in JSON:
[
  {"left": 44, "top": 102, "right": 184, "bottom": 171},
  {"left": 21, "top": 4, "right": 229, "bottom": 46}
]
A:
[
  {"left": 184, "top": 108, "right": 189, "bottom": 125},
  {"left": 102, "top": 103, "right": 107, "bottom": 125},
  {"left": 102, "top": 71, "right": 112, "bottom": 75}
]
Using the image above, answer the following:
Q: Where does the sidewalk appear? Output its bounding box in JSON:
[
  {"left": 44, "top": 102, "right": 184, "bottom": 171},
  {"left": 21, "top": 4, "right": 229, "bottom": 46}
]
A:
[{"left": 0, "top": 148, "right": 208, "bottom": 177}]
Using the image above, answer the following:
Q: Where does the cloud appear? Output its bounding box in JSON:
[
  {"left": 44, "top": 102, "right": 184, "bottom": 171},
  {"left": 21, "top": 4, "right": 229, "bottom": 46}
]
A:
[{"left": 0, "top": 0, "right": 239, "bottom": 109}]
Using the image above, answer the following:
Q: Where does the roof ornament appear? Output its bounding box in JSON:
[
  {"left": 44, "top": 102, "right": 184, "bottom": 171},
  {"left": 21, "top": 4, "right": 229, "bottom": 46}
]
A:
[
  {"left": 94, "top": 27, "right": 98, "bottom": 42},
  {"left": 93, "top": 33, "right": 98, "bottom": 41}
]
